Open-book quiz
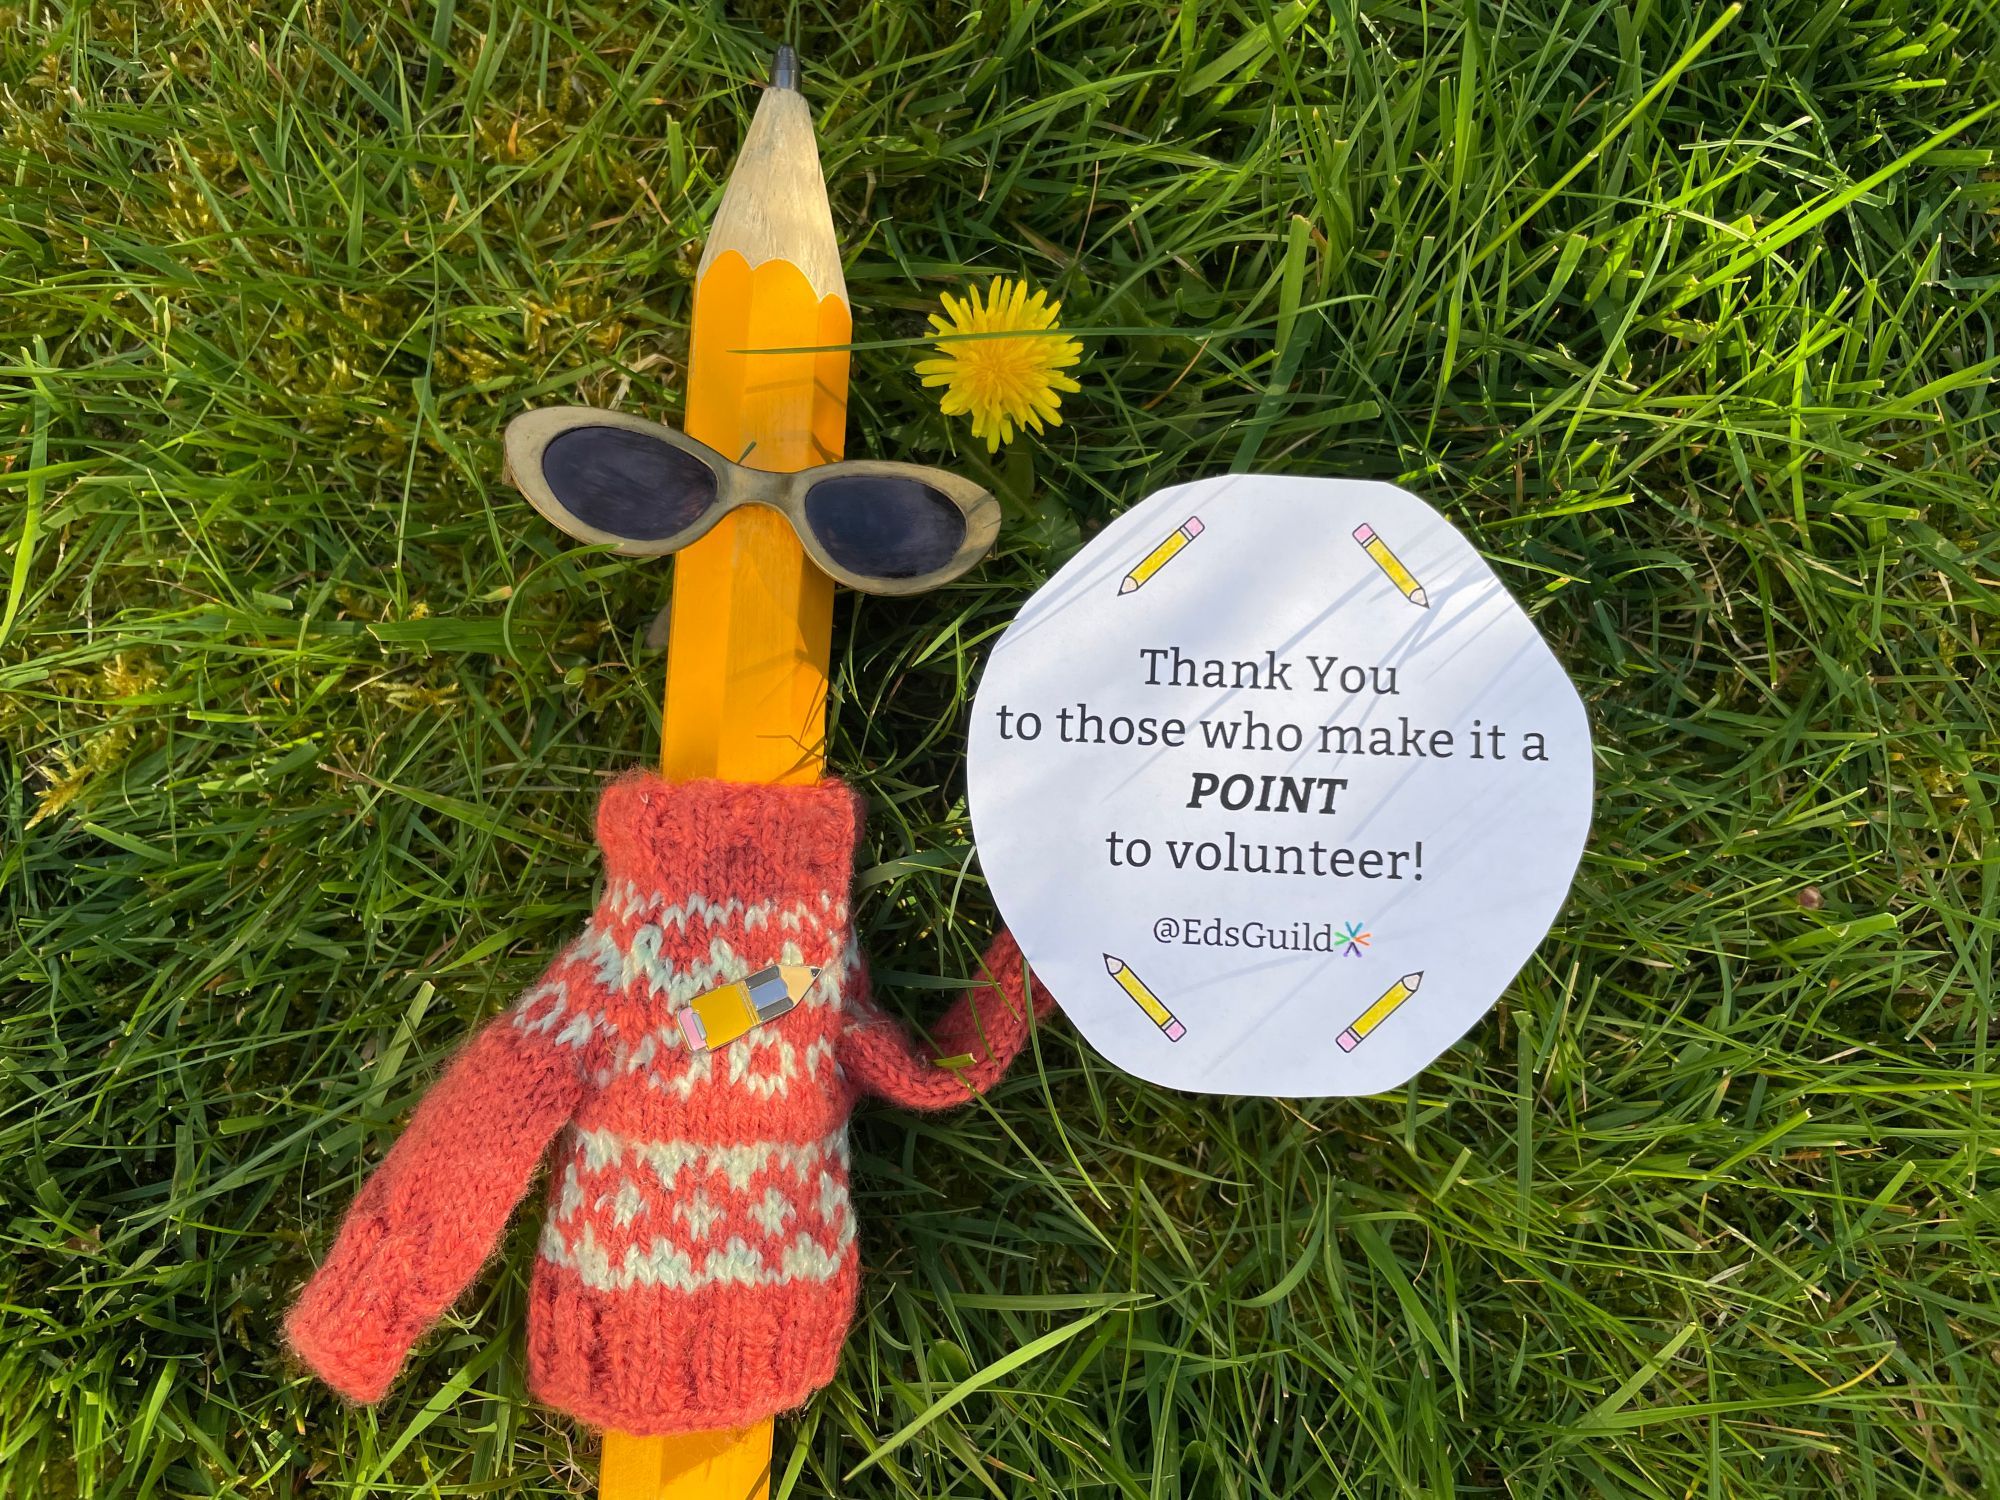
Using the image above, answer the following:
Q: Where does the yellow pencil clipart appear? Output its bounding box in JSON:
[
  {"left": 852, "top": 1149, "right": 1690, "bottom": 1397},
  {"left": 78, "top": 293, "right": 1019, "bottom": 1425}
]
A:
[
  {"left": 1104, "top": 953, "right": 1187, "bottom": 1041},
  {"left": 1336, "top": 971, "right": 1424, "bottom": 1052},
  {"left": 1120, "top": 514, "right": 1204, "bottom": 594},
  {"left": 1352, "top": 523, "right": 1428, "bottom": 608}
]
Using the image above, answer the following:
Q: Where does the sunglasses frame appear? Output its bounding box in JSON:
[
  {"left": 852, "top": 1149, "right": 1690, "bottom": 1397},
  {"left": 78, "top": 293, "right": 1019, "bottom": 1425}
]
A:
[{"left": 505, "top": 406, "right": 1002, "bottom": 597}]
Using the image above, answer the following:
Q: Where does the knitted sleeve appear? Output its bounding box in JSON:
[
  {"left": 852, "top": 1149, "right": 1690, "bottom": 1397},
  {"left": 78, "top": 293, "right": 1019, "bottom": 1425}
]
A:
[
  {"left": 840, "top": 929, "right": 1055, "bottom": 1110},
  {"left": 284, "top": 976, "right": 588, "bottom": 1404}
]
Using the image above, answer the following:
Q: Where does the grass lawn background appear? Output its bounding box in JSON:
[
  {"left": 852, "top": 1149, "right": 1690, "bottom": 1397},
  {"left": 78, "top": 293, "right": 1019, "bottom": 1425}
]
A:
[{"left": 4, "top": 1, "right": 1998, "bottom": 1494}]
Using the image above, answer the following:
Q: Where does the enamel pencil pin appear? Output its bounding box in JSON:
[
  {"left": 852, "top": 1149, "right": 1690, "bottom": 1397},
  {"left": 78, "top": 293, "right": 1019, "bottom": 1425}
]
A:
[{"left": 286, "top": 45, "right": 1050, "bottom": 1500}]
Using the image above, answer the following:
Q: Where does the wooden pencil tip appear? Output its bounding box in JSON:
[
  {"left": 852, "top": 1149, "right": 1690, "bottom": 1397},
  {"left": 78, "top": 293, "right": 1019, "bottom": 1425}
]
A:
[{"left": 771, "top": 43, "right": 798, "bottom": 90}]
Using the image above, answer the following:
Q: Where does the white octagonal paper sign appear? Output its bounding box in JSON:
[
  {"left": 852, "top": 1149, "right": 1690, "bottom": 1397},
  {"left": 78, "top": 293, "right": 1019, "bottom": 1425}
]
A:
[{"left": 967, "top": 475, "right": 1592, "bottom": 1096}]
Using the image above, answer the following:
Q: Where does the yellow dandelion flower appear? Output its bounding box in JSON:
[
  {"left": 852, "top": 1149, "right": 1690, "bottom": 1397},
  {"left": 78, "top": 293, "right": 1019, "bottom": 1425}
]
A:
[{"left": 916, "top": 276, "right": 1083, "bottom": 452}]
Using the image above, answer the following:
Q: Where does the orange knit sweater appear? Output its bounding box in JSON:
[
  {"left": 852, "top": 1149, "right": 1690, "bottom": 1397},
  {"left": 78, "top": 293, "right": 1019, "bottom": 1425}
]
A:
[{"left": 285, "top": 774, "right": 1051, "bottom": 1434}]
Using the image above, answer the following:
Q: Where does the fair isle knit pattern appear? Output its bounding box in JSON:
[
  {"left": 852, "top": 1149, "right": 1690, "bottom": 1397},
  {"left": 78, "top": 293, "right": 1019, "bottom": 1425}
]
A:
[{"left": 285, "top": 774, "right": 1052, "bottom": 1436}]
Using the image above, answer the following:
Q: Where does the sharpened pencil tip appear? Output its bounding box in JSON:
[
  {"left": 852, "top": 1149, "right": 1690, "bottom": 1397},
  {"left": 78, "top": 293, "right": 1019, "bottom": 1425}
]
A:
[{"left": 771, "top": 43, "right": 799, "bottom": 90}]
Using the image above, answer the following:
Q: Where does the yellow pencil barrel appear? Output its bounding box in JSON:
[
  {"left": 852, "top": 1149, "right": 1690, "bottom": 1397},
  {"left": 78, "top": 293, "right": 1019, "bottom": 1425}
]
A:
[
  {"left": 1113, "top": 967, "right": 1169, "bottom": 1025},
  {"left": 1336, "top": 971, "right": 1424, "bottom": 1052},
  {"left": 601, "top": 1424, "right": 772, "bottom": 1500},
  {"left": 661, "top": 60, "right": 850, "bottom": 786},
  {"left": 609, "top": 43, "right": 841, "bottom": 1500},
  {"left": 1120, "top": 515, "right": 1204, "bottom": 594},
  {"left": 1351, "top": 523, "right": 1428, "bottom": 607},
  {"left": 1104, "top": 954, "right": 1186, "bottom": 1041}
]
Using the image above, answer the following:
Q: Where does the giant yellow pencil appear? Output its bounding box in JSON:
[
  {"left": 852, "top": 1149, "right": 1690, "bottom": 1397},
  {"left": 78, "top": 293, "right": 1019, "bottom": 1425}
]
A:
[
  {"left": 659, "top": 45, "right": 849, "bottom": 787},
  {"left": 1336, "top": 971, "right": 1424, "bottom": 1052},
  {"left": 603, "top": 43, "right": 846, "bottom": 1500},
  {"left": 1352, "top": 523, "right": 1428, "bottom": 608}
]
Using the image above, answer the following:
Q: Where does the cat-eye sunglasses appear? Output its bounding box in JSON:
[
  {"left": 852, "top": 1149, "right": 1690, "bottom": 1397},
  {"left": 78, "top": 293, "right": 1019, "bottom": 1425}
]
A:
[{"left": 505, "top": 407, "right": 1001, "bottom": 596}]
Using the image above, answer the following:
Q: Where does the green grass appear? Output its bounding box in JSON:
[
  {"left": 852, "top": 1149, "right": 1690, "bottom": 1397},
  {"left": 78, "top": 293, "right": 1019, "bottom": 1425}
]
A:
[{"left": 3, "top": 0, "right": 1998, "bottom": 1494}]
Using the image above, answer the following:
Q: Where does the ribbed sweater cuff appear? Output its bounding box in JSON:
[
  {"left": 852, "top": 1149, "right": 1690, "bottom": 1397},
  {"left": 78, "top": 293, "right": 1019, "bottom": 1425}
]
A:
[{"left": 285, "top": 1241, "right": 421, "bottom": 1404}]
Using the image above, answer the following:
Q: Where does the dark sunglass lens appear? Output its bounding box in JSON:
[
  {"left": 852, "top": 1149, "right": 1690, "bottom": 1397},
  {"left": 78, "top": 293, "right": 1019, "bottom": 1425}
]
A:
[
  {"left": 540, "top": 427, "right": 717, "bottom": 541},
  {"left": 803, "top": 475, "right": 968, "bottom": 580}
]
